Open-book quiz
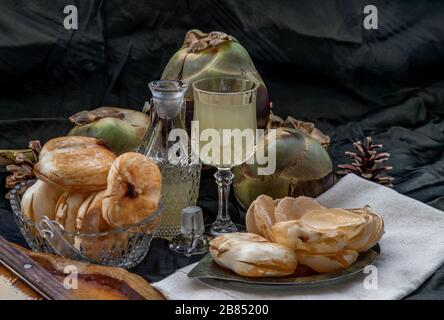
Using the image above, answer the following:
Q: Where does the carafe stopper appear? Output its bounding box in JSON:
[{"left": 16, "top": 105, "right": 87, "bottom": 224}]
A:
[{"left": 169, "top": 206, "right": 209, "bottom": 257}]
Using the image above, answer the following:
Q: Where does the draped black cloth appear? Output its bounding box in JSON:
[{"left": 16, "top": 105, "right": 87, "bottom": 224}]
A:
[{"left": 1, "top": 0, "right": 444, "bottom": 299}]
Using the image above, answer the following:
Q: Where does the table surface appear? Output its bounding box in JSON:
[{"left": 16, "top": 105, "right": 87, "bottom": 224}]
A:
[{"left": 1, "top": 172, "right": 444, "bottom": 299}]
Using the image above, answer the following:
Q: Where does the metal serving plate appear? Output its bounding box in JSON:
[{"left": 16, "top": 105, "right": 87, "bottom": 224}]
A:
[{"left": 188, "top": 244, "right": 380, "bottom": 286}]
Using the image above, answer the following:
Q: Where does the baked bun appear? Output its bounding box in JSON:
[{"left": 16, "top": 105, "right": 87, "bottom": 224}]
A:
[
  {"left": 210, "top": 233, "right": 298, "bottom": 277},
  {"left": 34, "top": 136, "right": 116, "bottom": 192},
  {"left": 102, "top": 152, "right": 162, "bottom": 227}
]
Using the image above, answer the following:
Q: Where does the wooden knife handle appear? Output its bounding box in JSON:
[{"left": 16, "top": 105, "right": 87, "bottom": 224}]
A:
[{"left": 0, "top": 236, "right": 72, "bottom": 300}]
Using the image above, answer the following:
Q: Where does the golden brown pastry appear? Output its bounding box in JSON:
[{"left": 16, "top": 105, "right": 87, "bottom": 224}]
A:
[
  {"left": 34, "top": 136, "right": 116, "bottom": 192},
  {"left": 210, "top": 233, "right": 298, "bottom": 277},
  {"left": 102, "top": 152, "right": 162, "bottom": 227}
]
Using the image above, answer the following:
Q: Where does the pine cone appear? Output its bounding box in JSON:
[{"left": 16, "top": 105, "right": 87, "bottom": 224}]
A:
[
  {"left": 337, "top": 137, "right": 394, "bottom": 187},
  {"left": 4, "top": 140, "right": 41, "bottom": 199}
]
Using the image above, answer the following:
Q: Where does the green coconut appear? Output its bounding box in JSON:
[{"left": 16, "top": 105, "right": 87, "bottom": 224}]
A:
[
  {"left": 233, "top": 127, "right": 335, "bottom": 209},
  {"left": 68, "top": 107, "right": 150, "bottom": 155},
  {"left": 161, "top": 29, "right": 271, "bottom": 129}
]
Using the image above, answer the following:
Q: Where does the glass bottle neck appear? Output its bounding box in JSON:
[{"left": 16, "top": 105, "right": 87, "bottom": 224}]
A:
[{"left": 138, "top": 80, "right": 189, "bottom": 166}]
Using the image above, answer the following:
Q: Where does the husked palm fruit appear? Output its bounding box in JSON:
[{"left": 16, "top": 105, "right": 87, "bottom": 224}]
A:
[
  {"left": 33, "top": 136, "right": 116, "bottom": 192},
  {"left": 245, "top": 195, "right": 276, "bottom": 241},
  {"left": 233, "top": 128, "right": 335, "bottom": 209},
  {"left": 246, "top": 195, "right": 384, "bottom": 255},
  {"left": 161, "top": 29, "right": 271, "bottom": 129},
  {"left": 102, "top": 152, "right": 162, "bottom": 227},
  {"left": 272, "top": 220, "right": 349, "bottom": 254},
  {"left": 75, "top": 191, "right": 117, "bottom": 261},
  {"left": 297, "top": 250, "right": 359, "bottom": 273},
  {"left": 55, "top": 191, "right": 95, "bottom": 243},
  {"left": 209, "top": 233, "right": 298, "bottom": 277},
  {"left": 69, "top": 107, "right": 150, "bottom": 155},
  {"left": 346, "top": 207, "right": 385, "bottom": 252},
  {"left": 20, "top": 180, "right": 64, "bottom": 223},
  {"left": 275, "top": 196, "right": 325, "bottom": 222}
]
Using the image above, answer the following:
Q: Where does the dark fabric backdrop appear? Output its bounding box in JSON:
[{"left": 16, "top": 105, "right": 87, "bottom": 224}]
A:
[{"left": 1, "top": 0, "right": 444, "bottom": 299}]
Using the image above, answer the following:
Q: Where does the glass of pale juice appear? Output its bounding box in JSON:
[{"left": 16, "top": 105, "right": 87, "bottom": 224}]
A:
[{"left": 192, "top": 77, "right": 257, "bottom": 236}]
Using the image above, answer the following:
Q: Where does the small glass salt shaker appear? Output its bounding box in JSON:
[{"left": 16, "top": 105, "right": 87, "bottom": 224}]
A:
[{"left": 169, "top": 206, "right": 209, "bottom": 257}]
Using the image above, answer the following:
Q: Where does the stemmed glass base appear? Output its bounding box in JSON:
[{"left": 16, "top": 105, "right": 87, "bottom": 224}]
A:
[{"left": 210, "top": 169, "right": 238, "bottom": 236}]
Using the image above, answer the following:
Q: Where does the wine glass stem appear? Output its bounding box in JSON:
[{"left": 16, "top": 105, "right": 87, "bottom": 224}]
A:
[{"left": 211, "top": 169, "right": 237, "bottom": 235}]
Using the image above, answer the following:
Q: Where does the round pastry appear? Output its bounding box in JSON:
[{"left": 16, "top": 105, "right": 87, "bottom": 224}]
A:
[
  {"left": 209, "top": 233, "right": 298, "bottom": 277},
  {"left": 102, "top": 152, "right": 162, "bottom": 227},
  {"left": 33, "top": 136, "right": 116, "bottom": 192}
]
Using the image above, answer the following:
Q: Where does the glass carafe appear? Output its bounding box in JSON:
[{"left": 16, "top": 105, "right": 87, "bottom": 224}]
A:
[{"left": 138, "top": 80, "right": 201, "bottom": 239}]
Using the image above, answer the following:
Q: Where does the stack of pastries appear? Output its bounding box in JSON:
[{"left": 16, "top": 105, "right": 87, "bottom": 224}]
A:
[
  {"left": 21, "top": 136, "right": 162, "bottom": 260},
  {"left": 210, "top": 195, "right": 384, "bottom": 277}
]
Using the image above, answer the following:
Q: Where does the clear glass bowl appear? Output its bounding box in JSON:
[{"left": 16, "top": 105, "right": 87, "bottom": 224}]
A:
[{"left": 9, "top": 180, "right": 163, "bottom": 269}]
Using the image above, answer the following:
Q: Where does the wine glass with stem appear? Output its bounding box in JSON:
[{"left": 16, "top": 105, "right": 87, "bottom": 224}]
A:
[{"left": 192, "top": 77, "right": 257, "bottom": 236}]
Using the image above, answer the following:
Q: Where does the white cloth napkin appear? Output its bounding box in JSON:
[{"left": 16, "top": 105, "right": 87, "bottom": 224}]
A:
[{"left": 152, "top": 174, "right": 444, "bottom": 300}]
